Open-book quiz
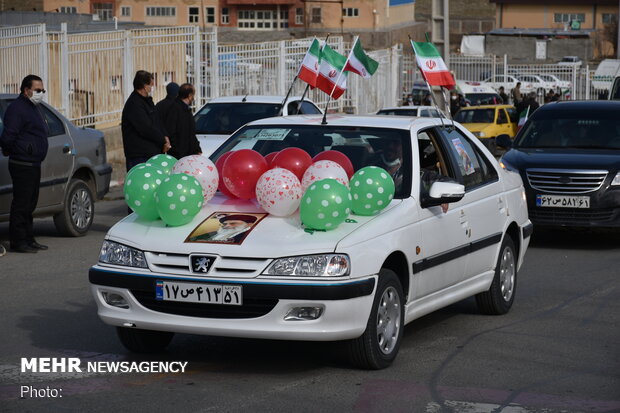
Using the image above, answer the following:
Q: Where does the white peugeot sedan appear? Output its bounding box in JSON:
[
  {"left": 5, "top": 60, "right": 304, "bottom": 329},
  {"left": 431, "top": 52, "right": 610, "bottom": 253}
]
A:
[{"left": 90, "top": 115, "right": 532, "bottom": 369}]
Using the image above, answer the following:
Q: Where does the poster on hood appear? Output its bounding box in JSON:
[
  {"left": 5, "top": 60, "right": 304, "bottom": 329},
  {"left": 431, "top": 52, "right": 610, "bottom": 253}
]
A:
[{"left": 185, "top": 212, "right": 267, "bottom": 245}]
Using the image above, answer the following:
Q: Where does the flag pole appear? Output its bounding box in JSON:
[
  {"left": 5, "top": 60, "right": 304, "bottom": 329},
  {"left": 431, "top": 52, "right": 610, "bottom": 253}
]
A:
[
  {"left": 409, "top": 34, "right": 447, "bottom": 130},
  {"left": 321, "top": 36, "right": 356, "bottom": 125},
  {"left": 298, "top": 33, "right": 331, "bottom": 113}
]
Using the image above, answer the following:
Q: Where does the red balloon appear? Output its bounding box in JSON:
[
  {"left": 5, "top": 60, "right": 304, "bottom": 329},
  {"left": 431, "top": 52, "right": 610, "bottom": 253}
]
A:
[
  {"left": 264, "top": 151, "right": 279, "bottom": 168},
  {"left": 313, "top": 150, "right": 354, "bottom": 178},
  {"left": 215, "top": 152, "right": 236, "bottom": 198},
  {"left": 222, "top": 149, "right": 268, "bottom": 199},
  {"left": 272, "top": 148, "right": 312, "bottom": 180}
]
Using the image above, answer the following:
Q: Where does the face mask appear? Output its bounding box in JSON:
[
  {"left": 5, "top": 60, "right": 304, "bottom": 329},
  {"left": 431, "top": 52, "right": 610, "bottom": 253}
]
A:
[
  {"left": 381, "top": 154, "right": 401, "bottom": 168},
  {"left": 451, "top": 96, "right": 457, "bottom": 100},
  {"left": 30, "top": 91, "right": 44, "bottom": 104}
]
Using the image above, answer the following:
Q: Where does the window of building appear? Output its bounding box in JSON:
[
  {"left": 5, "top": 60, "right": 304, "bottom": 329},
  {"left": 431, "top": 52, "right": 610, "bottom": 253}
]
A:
[
  {"left": 554, "top": 13, "right": 585, "bottom": 24},
  {"left": 146, "top": 7, "right": 176, "bottom": 17},
  {"left": 311, "top": 7, "right": 321, "bottom": 23},
  {"left": 121, "top": 6, "right": 131, "bottom": 17},
  {"left": 295, "top": 8, "right": 303, "bottom": 25},
  {"left": 602, "top": 13, "right": 617, "bottom": 24},
  {"left": 205, "top": 7, "right": 215, "bottom": 23},
  {"left": 342, "top": 8, "right": 359, "bottom": 17},
  {"left": 93, "top": 3, "right": 113, "bottom": 21},
  {"left": 238, "top": 10, "right": 287, "bottom": 29},
  {"left": 221, "top": 8, "right": 229, "bottom": 24},
  {"left": 59, "top": 6, "right": 77, "bottom": 13},
  {"left": 279, "top": 9, "right": 289, "bottom": 28},
  {"left": 189, "top": 7, "right": 199, "bottom": 23}
]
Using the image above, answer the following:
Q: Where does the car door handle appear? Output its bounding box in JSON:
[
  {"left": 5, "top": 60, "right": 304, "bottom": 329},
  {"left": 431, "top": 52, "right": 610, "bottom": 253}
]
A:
[{"left": 62, "top": 144, "right": 71, "bottom": 154}]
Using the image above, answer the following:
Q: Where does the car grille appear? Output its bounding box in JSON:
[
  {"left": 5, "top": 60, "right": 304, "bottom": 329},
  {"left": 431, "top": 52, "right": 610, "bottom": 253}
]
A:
[
  {"left": 529, "top": 208, "right": 616, "bottom": 225},
  {"left": 146, "top": 252, "right": 270, "bottom": 278},
  {"left": 131, "top": 289, "right": 278, "bottom": 319},
  {"left": 526, "top": 169, "right": 607, "bottom": 194}
]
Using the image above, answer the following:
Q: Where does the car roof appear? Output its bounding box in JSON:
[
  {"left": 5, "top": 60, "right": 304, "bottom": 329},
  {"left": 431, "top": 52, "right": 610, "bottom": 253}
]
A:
[
  {"left": 206, "top": 95, "right": 309, "bottom": 104},
  {"left": 534, "top": 100, "right": 620, "bottom": 112},
  {"left": 460, "top": 104, "right": 513, "bottom": 109},
  {"left": 377, "top": 106, "right": 436, "bottom": 111},
  {"left": 0, "top": 93, "right": 18, "bottom": 99},
  {"left": 246, "top": 114, "right": 440, "bottom": 130}
]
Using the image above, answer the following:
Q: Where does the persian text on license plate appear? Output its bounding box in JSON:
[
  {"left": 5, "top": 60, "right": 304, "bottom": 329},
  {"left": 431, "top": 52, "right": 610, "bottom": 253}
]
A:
[
  {"left": 536, "top": 194, "right": 590, "bottom": 209},
  {"left": 155, "top": 281, "right": 242, "bottom": 305}
]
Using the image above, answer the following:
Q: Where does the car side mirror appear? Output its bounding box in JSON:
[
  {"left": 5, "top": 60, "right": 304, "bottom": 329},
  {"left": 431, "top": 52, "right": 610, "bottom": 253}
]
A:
[
  {"left": 496, "top": 134, "right": 513, "bottom": 149},
  {"left": 421, "top": 181, "right": 465, "bottom": 208}
]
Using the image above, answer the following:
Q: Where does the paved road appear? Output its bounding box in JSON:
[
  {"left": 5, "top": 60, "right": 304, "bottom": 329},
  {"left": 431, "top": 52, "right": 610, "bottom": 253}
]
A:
[{"left": 1, "top": 198, "right": 619, "bottom": 412}]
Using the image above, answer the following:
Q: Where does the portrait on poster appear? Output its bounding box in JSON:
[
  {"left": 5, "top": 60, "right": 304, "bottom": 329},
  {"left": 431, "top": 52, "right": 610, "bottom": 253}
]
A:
[{"left": 185, "top": 212, "right": 267, "bottom": 245}]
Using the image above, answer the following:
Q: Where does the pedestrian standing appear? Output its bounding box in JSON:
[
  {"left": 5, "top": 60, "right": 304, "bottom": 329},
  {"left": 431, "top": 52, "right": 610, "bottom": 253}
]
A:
[
  {"left": 155, "top": 82, "right": 180, "bottom": 124},
  {"left": 0, "top": 74, "right": 49, "bottom": 253},
  {"left": 498, "top": 86, "right": 509, "bottom": 104},
  {"left": 163, "top": 83, "right": 202, "bottom": 159},
  {"left": 449, "top": 90, "right": 465, "bottom": 116},
  {"left": 511, "top": 82, "right": 522, "bottom": 105},
  {"left": 121, "top": 70, "right": 171, "bottom": 173}
]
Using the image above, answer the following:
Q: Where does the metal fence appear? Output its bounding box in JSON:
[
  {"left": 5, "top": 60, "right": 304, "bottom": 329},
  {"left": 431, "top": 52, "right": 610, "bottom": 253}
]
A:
[{"left": 1, "top": 24, "right": 614, "bottom": 128}]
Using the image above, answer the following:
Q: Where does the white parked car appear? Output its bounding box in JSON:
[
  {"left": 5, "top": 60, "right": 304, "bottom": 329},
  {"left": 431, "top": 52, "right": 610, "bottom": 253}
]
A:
[
  {"left": 376, "top": 106, "right": 445, "bottom": 118},
  {"left": 517, "top": 74, "right": 554, "bottom": 95},
  {"left": 536, "top": 74, "right": 571, "bottom": 93},
  {"left": 194, "top": 96, "right": 322, "bottom": 156},
  {"left": 90, "top": 115, "right": 532, "bottom": 369}
]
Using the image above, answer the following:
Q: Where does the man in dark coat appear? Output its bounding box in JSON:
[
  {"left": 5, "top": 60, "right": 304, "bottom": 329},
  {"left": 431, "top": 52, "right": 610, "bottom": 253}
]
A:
[
  {"left": 121, "top": 70, "right": 170, "bottom": 172},
  {"left": 0, "top": 74, "right": 49, "bottom": 253},
  {"left": 516, "top": 91, "right": 540, "bottom": 115},
  {"left": 163, "top": 83, "right": 202, "bottom": 159},
  {"left": 155, "top": 82, "right": 179, "bottom": 124}
]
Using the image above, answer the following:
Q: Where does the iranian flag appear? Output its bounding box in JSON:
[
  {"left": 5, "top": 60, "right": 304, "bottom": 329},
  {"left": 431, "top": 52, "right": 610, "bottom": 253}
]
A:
[
  {"left": 298, "top": 38, "right": 321, "bottom": 88},
  {"left": 343, "top": 37, "right": 379, "bottom": 79},
  {"left": 517, "top": 106, "right": 530, "bottom": 130},
  {"left": 316, "top": 44, "right": 348, "bottom": 99},
  {"left": 411, "top": 40, "right": 456, "bottom": 89}
]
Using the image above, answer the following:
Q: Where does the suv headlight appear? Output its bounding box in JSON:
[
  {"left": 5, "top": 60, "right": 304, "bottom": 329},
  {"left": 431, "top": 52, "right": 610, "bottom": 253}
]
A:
[
  {"left": 612, "top": 172, "right": 620, "bottom": 186},
  {"left": 99, "top": 240, "right": 148, "bottom": 268},
  {"left": 263, "top": 254, "right": 350, "bottom": 277}
]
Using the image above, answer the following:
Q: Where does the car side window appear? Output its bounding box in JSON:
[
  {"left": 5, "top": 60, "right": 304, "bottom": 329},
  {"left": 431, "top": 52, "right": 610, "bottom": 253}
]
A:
[
  {"left": 40, "top": 106, "right": 65, "bottom": 137},
  {"left": 417, "top": 128, "right": 457, "bottom": 201},
  {"left": 497, "top": 109, "right": 508, "bottom": 124},
  {"left": 506, "top": 107, "right": 518, "bottom": 123},
  {"left": 439, "top": 128, "right": 487, "bottom": 190},
  {"left": 289, "top": 101, "right": 321, "bottom": 115},
  {"left": 420, "top": 109, "right": 430, "bottom": 117}
]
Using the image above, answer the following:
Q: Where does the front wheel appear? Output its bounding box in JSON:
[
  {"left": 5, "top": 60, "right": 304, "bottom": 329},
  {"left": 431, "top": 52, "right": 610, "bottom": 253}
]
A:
[
  {"left": 116, "top": 327, "right": 174, "bottom": 353},
  {"left": 476, "top": 235, "right": 517, "bottom": 315},
  {"left": 53, "top": 179, "right": 94, "bottom": 237},
  {"left": 347, "top": 269, "right": 404, "bottom": 370}
]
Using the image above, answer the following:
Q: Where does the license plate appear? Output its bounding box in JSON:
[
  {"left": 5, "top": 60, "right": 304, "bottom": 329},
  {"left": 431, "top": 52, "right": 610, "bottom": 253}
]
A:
[
  {"left": 536, "top": 194, "right": 590, "bottom": 209},
  {"left": 155, "top": 280, "right": 242, "bottom": 305}
]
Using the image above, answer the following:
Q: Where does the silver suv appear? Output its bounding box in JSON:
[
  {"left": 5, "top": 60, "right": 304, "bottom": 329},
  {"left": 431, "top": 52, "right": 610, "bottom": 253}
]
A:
[{"left": 0, "top": 94, "right": 112, "bottom": 236}]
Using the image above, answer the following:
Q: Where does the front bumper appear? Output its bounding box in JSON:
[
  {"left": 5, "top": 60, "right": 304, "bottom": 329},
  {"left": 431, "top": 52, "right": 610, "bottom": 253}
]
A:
[{"left": 89, "top": 266, "right": 376, "bottom": 341}]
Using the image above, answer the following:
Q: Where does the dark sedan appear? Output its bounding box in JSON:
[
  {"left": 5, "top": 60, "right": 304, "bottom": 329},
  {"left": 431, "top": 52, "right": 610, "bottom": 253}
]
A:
[{"left": 497, "top": 100, "right": 620, "bottom": 228}]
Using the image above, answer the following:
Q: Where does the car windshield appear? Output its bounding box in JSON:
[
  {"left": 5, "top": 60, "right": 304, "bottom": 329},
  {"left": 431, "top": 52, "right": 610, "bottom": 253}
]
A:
[
  {"left": 465, "top": 93, "right": 500, "bottom": 105},
  {"left": 377, "top": 109, "right": 418, "bottom": 116},
  {"left": 195, "top": 103, "right": 281, "bottom": 135},
  {"left": 454, "top": 109, "right": 496, "bottom": 124},
  {"left": 211, "top": 125, "right": 411, "bottom": 197},
  {"left": 514, "top": 113, "right": 620, "bottom": 149}
]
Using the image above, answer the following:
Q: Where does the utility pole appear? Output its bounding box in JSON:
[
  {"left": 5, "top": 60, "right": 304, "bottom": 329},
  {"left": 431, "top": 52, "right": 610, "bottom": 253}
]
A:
[{"left": 431, "top": 0, "right": 449, "bottom": 68}]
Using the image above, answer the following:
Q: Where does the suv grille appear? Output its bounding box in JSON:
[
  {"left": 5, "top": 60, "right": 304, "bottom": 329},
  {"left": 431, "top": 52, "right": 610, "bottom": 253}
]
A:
[
  {"left": 526, "top": 169, "right": 607, "bottom": 194},
  {"left": 529, "top": 208, "right": 616, "bottom": 225}
]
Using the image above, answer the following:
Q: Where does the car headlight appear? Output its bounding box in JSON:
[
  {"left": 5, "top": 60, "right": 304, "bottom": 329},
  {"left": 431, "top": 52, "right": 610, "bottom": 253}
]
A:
[
  {"left": 478, "top": 131, "right": 486, "bottom": 138},
  {"left": 263, "top": 254, "right": 350, "bottom": 277},
  {"left": 99, "top": 240, "right": 148, "bottom": 268},
  {"left": 612, "top": 172, "right": 620, "bottom": 186}
]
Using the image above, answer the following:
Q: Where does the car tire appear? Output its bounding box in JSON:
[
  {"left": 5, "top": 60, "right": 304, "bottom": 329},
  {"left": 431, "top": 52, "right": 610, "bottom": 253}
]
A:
[
  {"left": 53, "top": 179, "right": 94, "bottom": 237},
  {"left": 347, "top": 269, "right": 404, "bottom": 370},
  {"left": 476, "top": 235, "right": 517, "bottom": 315},
  {"left": 116, "top": 327, "right": 174, "bottom": 353}
]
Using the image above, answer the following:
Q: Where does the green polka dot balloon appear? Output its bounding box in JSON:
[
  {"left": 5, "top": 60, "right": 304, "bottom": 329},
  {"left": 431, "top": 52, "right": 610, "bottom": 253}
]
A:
[
  {"left": 154, "top": 173, "right": 204, "bottom": 226},
  {"left": 124, "top": 163, "right": 166, "bottom": 220},
  {"left": 300, "top": 178, "right": 352, "bottom": 231},
  {"left": 147, "top": 154, "right": 177, "bottom": 175},
  {"left": 349, "top": 166, "right": 395, "bottom": 216}
]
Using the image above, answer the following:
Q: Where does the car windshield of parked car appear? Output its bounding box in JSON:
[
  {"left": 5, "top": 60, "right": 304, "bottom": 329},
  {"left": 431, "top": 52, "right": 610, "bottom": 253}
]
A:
[
  {"left": 454, "top": 108, "right": 495, "bottom": 124},
  {"left": 514, "top": 113, "right": 620, "bottom": 149},
  {"left": 377, "top": 109, "right": 418, "bottom": 116},
  {"left": 211, "top": 125, "right": 411, "bottom": 197},
  {"left": 195, "top": 103, "right": 281, "bottom": 135},
  {"left": 465, "top": 93, "right": 500, "bottom": 105}
]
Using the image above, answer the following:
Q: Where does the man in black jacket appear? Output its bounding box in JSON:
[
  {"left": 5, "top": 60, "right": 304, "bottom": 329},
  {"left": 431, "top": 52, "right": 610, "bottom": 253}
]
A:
[
  {"left": 121, "top": 70, "right": 171, "bottom": 172},
  {"left": 163, "top": 83, "right": 202, "bottom": 159},
  {"left": 155, "top": 82, "right": 179, "bottom": 123},
  {"left": 0, "top": 74, "right": 49, "bottom": 253}
]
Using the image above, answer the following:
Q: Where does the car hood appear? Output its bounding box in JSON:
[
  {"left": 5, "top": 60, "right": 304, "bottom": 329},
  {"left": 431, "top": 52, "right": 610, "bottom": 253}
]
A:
[
  {"left": 197, "top": 134, "right": 229, "bottom": 157},
  {"left": 106, "top": 194, "right": 403, "bottom": 258},
  {"left": 503, "top": 147, "right": 620, "bottom": 171},
  {"left": 462, "top": 123, "right": 491, "bottom": 132}
]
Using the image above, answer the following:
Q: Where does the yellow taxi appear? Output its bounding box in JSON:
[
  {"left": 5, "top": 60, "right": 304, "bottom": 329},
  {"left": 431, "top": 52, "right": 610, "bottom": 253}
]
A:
[{"left": 453, "top": 105, "right": 518, "bottom": 152}]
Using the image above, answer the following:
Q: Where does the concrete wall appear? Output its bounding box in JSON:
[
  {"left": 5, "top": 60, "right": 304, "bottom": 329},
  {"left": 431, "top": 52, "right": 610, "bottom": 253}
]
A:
[{"left": 486, "top": 34, "right": 593, "bottom": 63}]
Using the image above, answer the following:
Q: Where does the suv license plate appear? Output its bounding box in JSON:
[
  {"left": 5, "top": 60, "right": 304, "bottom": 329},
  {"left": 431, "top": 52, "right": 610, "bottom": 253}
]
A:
[
  {"left": 536, "top": 194, "right": 590, "bottom": 209},
  {"left": 155, "top": 280, "right": 242, "bottom": 305}
]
